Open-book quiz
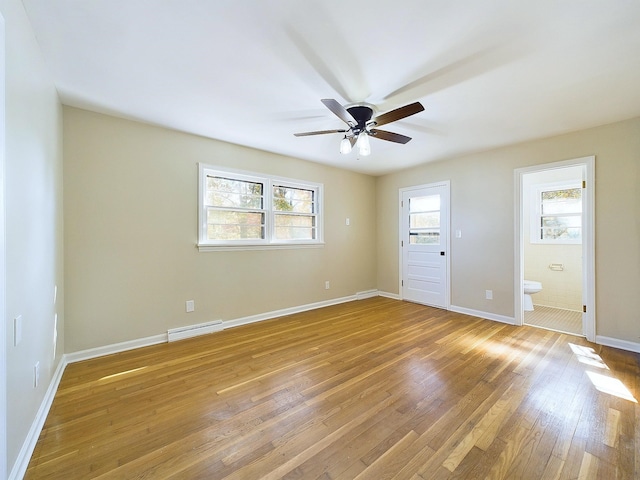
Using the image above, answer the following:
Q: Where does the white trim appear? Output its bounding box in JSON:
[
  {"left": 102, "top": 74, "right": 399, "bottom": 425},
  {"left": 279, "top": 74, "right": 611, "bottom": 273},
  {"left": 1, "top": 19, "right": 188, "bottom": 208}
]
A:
[
  {"left": 514, "top": 156, "right": 596, "bottom": 342},
  {"left": 223, "top": 295, "right": 357, "bottom": 330},
  {"left": 596, "top": 336, "right": 640, "bottom": 354},
  {"left": 0, "top": 14, "right": 6, "bottom": 478},
  {"left": 65, "top": 334, "right": 167, "bottom": 364},
  {"left": 356, "top": 289, "right": 378, "bottom": 300},
  {"left": 378, "top": 291, "right": 401, "bottom": 300},
  {"left": 168, "top": 320, "right": 223, "bottom": 342},
  {"left": 9, "top": 356, "right": 66, "bottom": 480},
  {"left": 198, "top": 242, "right": 324, "bottom": 252},
  {"left": 449, "top": 305, "right": 516, "bottom": 325}
]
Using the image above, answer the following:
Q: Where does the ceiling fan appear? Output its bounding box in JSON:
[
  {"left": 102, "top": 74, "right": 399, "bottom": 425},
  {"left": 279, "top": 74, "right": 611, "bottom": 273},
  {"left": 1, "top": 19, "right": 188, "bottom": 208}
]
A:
[{"left": 294, "top": 99, "right": 425, "bottom": 156}]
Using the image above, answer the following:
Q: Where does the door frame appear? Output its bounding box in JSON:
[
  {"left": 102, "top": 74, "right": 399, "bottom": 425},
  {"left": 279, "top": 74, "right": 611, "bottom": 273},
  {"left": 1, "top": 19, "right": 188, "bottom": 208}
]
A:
[
  {"left": 398, "top": 181, "right": 451, "bottom": 309},
  {"left": 514, "top": 156, "right": 595, "bottom": 341},
  {"left": 1, "top": 12, "right": 6, "bottom": 476}
]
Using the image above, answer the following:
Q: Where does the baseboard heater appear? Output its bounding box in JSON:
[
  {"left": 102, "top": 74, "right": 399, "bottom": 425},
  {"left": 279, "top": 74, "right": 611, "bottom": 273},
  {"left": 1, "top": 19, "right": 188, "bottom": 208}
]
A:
[{"left": 167, "top": 320, "right": 224, "bottom": 342}]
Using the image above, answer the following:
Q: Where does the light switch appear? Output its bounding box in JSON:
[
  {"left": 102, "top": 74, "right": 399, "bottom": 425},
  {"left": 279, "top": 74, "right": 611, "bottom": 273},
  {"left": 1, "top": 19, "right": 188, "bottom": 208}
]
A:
[
  {"left": 14, "top": 315, "right": 22, "bottom": 346},
  {"left": 345, "top": 218, "right": 350, "bottom": 226},
  {"left": 455, "top": 230, "right": 462, "bottom": 238}
]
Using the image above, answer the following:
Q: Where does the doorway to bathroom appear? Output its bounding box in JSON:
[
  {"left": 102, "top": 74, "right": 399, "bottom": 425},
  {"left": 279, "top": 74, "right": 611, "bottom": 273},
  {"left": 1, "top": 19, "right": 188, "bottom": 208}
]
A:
[{"left": 515, "top": 157, "right": 595, "bottom": 341}]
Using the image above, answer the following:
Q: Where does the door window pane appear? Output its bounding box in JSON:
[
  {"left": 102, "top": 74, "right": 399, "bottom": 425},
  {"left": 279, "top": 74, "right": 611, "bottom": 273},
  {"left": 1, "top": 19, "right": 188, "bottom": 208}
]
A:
[{"left": 409, "top": 194, "right": 441, "bottom": 245}]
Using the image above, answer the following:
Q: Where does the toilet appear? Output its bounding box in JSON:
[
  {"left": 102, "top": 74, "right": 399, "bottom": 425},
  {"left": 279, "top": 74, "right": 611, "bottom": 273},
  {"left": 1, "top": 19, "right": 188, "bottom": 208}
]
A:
[{"left": 523, "top": 280, "right": 542, "bottom": 311}]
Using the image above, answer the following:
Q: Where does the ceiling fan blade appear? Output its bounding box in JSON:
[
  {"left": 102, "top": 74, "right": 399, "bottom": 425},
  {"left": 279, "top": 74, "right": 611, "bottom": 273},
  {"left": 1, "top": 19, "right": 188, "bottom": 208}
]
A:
[
  {"left": 372, "top": 102, "right": 425, "bottom": 127},
  {"left": 370, "top": 129, "right": 412, "bottom": 144},
  {"left": 294, "top": 129, "right": 346, "bottom": 137},
  {"left": 321, "top": 99, "right": 356, "bottom": 126}
]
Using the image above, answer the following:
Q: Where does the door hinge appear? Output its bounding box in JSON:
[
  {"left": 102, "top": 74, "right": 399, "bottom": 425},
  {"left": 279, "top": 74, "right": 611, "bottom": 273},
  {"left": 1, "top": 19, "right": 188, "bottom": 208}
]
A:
[
  {"left": 402, "top": 280, "right": 404, "bottom": 286},
  {"left": 583, "top": 305, "right": 587, "bottom": 313},
  {"left": 401, "top": 240, "right": 404, "bottom": 247},
  {"left": 401, "top": 200, "right": 404, "bottom": 207},
  {"left": 582, "top": 180, "right": 586, "bottom": 188}
]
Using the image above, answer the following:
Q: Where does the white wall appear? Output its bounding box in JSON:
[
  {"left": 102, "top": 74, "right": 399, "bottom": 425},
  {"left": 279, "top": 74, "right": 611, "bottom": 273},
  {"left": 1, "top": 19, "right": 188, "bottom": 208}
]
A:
[
  {"left": 377, "top": 117, "right": 640, "bottom": 345},
  {"left": 1, "top": 0, "right": 64, "bottom": 475}
]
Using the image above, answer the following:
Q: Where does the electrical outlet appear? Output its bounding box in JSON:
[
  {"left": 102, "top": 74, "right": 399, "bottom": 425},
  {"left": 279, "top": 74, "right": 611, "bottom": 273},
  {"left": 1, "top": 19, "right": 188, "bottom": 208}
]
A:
[
  {"left": 485, "top": 290, "right": 493, "bottom": 300},
  {"left": 186, "top": 300, "right": 195, "bottom": 313},
  {"left": 325, "top": 281, "right": 330, "bottom": 290}
]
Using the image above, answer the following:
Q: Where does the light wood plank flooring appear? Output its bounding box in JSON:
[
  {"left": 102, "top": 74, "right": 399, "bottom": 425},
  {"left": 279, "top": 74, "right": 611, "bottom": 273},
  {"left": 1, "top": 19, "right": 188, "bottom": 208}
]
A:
[{"left": 26, "top": 297, "right": 640, "bottom": 479}]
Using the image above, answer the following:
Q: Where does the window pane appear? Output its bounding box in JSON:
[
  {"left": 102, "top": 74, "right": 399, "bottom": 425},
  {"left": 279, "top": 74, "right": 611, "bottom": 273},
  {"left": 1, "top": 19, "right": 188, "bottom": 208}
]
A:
[
  {"left": 541, "top": 188, "right": 581, "bottom": 215},
  {"left": 274, "top": 227, "right": 315, "bottom": 240},
  {"left": 410, "top": 195, "right": 440, "bottom": 212},
  {"left": 274, "top": 226, "right": 316, "bottom": 240},
  {"left": 541, "top": 226, "right": 581, "bottom": 240},
  {"left": 208, "top": 224, "right": 264, "bottom": 240},
  {"left": 207, "top": 209, "right": 264, "bottom": 241},
  {"left": 274, "top": 214, "right": 315, "bottom": 228},
  {"left": 273, "top": 185, "right": 314, "bottom": 213},
  {"left": 541, "top": 215, "right": 581, "bottom": 240},
  {"left": 410, "top": 212, "right": 440, "bottom": 229},
  {"left": 409, "top": 231, "right": 440, "bottom": 244},
  {"left": 206, "top": 176, "right": 263, "bottom": 209}
]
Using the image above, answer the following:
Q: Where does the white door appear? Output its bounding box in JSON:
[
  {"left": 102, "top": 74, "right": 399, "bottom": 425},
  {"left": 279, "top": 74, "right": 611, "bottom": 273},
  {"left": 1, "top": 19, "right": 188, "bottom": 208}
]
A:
[{"left": 401, "top": 182, "right": 449, "bottom": 308}]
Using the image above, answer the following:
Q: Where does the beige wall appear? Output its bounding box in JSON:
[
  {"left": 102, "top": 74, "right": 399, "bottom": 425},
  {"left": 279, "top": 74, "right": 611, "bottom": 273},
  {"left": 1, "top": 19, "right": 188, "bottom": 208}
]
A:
[
  {"left": 2, "top": 0, "right": 64, "bottom": 474},
  {"left": 63, "top": 107, "right": 377, "bottom": 352},
  {"left": 377, "top": 116, "right": 640, "bottom": 343}
]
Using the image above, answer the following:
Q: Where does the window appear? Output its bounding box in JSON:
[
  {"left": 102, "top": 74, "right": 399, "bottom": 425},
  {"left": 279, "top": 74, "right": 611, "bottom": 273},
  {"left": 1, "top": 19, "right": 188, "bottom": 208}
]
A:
[
  {"left": 198, "top": 164, "right": 323, "bottom": 250},
  {"left": 409, "top": 194, "right": 441, "bottom": 245},
  {"left": 531, "top": 182, "right": 582, "bottom": 244}
]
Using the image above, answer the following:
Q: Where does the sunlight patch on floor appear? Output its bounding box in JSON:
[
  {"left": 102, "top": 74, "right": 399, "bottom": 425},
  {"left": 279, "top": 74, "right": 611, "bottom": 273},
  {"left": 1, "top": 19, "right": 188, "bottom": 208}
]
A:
[{"left": 569, "top": 343, "right": 637, "bottom": 403}]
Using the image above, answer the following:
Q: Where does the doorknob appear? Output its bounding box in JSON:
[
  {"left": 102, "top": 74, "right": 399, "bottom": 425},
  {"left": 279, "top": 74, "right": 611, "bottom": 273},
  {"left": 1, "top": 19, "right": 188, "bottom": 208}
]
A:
[{"left": 440, "top": 251, "right": 445, "bottom": 256}]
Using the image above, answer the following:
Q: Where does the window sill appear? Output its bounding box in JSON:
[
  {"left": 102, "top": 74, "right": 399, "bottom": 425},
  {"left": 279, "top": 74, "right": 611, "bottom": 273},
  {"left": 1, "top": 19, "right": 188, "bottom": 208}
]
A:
[{"left": 197, "top": 242, "right": 325, "bottom": 252}]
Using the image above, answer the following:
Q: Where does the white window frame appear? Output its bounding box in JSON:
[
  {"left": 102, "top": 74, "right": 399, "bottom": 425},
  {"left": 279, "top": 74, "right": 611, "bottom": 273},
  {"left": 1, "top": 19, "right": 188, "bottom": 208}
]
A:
[
  {"left": 530, "top": 181, "right": 582, "bottom": 245},
  {"left": 198, "top": 164, "right": 324, "bottom": 251}
]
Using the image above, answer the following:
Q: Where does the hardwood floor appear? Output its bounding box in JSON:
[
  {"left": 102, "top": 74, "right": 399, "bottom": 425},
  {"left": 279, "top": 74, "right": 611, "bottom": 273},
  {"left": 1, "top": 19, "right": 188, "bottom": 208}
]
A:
[{"left": 25, "top": 297, "right": 640, "bottom": 479}]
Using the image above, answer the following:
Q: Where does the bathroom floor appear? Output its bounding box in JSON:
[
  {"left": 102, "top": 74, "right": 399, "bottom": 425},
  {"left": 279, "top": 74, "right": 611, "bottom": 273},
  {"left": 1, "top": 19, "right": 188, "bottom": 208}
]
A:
[{"left": 524, "top": 305, "right": 583, "bottom": 336}]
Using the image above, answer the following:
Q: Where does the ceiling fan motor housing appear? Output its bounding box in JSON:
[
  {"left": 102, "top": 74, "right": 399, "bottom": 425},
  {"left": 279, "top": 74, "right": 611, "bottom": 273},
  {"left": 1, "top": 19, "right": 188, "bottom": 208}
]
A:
[{"left": 346, "top": 105, "right": 374, "bottom": 135}]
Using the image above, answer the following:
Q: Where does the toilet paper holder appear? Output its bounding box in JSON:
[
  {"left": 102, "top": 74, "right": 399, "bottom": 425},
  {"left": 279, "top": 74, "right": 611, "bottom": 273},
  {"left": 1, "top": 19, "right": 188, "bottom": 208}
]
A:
[{"left": 548, "top": 263, "right": 564, "bottom": 271}]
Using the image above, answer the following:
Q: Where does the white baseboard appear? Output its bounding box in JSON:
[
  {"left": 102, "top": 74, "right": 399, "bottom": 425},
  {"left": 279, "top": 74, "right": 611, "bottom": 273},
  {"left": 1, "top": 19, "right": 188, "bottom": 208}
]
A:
[
  {"left": 65, "top": 295, "right": 362, "bottom": 362},
  {"left": 596, "top": 336, "right": 640, "bottom": 354},
  {"left": 9, "top": 356, "right": 67, "bottom": 480},
  {"left": 168, "top": 320, "right": 223, "bottom": 342},
  {"left": 378, "top": 291, "right": 401, "bottom": 300},
  {"left": 449, "top": 305, "right": 516, "bottom": 325},
  {"left": 65, "top": 334, "right": 167, "bottom": 364},
  {"left": 223, "top": 295, "right": 357, "bottom": 330},
  {"left": 356, "top": 289, "right": 378, "bottom": 300}
]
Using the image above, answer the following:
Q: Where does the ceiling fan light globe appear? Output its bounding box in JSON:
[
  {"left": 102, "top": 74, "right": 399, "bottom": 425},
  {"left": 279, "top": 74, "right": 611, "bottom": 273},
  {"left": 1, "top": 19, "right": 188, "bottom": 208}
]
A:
[
  {"left": 340, "top": 136, "right": 352, "bottom": 154},
  {"left": 357, "top": 132, "right": 371, "bottom": 156}
]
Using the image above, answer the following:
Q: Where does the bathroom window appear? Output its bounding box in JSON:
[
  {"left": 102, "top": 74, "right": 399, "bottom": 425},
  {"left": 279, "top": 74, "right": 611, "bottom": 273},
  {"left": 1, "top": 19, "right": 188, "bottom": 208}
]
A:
[
  {"left": 198, "top": 164, "right": 323, "bottom": 251},
  {"left": 531, "top": 182, "right": 582, "bottom": 244}
]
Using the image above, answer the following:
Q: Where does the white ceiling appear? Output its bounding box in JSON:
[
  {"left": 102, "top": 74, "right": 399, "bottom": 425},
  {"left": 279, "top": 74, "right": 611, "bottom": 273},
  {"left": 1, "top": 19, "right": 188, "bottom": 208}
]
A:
[{"left": 22, "top": 0, "right": 640, "bottom": 175}]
